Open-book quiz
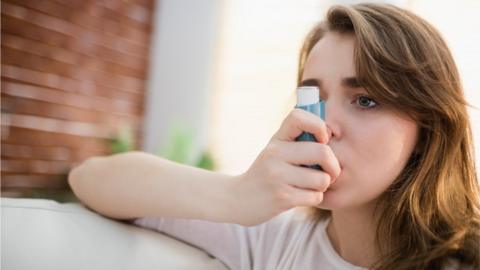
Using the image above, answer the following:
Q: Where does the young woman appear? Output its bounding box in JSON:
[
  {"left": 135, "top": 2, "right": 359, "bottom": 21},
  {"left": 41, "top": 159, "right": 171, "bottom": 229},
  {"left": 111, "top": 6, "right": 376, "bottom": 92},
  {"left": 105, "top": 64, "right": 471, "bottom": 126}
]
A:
[{"left": 69, "top": 3, "right": 479, "bottom": 269}]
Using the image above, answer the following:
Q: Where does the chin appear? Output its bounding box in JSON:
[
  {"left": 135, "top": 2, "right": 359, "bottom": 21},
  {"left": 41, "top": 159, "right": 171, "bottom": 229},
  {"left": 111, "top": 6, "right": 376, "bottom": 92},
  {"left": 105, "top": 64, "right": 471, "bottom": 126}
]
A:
[{"left": 317, "top": 188, "right": 382, "bottom": 213}]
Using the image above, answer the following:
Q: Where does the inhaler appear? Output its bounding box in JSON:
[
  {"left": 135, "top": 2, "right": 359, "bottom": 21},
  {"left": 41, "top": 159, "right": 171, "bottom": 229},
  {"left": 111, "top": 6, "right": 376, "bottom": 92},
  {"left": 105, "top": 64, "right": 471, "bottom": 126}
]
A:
[{"left": 294, "top": 86, "right": 325, "bottom": 170}]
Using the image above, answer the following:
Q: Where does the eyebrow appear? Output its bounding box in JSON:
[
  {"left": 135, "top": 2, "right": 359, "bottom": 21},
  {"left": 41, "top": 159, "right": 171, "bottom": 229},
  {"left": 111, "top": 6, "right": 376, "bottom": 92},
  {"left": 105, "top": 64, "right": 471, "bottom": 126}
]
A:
[{"left": 300, "top": 77, "right": 362, "bottom": 88}]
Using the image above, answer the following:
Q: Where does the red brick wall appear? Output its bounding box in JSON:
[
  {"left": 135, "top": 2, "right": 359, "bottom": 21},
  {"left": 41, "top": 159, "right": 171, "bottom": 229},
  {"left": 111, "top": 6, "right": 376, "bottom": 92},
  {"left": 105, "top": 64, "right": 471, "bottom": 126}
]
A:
[{"left": 1, "top": 0, "right": 154, "bottom": 194}]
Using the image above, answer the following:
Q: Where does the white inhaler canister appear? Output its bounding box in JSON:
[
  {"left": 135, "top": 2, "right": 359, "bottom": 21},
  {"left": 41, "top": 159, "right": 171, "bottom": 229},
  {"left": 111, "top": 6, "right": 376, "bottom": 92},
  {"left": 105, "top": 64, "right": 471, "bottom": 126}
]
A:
[{"left": 294, "top": 86, "right": 325, "bottom": 170}]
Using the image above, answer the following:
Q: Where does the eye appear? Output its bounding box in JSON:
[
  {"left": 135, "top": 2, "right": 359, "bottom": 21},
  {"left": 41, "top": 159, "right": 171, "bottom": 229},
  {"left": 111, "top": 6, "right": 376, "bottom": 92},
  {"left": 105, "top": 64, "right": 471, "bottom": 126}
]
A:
[{"left": 354, "top": 95, "right": 378, "bottom": 109}]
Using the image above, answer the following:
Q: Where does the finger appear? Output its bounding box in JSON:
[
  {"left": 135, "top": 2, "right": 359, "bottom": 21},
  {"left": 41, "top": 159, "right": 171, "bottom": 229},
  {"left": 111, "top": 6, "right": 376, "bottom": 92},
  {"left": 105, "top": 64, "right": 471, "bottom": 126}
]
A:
[
  {"left": 281, "top": 164, "right": 331, "bottom": 192},
  {"left": 272, "top": 109, "right": 328, "bottom": 143},
  {"left": 274, "top": 141, "right": 341, "bottom": 180},
  {"left": 286, "top": 185, "right": 324, "bottom": 207}
]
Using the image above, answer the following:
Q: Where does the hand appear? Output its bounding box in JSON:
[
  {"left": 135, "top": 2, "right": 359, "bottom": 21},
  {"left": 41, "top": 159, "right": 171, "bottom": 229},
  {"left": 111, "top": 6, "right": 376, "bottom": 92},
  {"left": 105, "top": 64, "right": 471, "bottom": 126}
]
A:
[{"left": 230, "top": 109, "right": 341, "bottom": 226}]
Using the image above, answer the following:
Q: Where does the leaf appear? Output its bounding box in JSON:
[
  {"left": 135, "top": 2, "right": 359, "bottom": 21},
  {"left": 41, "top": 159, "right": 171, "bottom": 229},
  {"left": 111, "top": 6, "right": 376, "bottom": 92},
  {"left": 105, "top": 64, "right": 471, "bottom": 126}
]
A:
[
  {"left": 110, "top": 124, "right": 134, "bottom": 154},
  {"left": 157, "top": 123, "right": 194, "bottom": 164},
  {"left": 195, "top": 151, "right": 216, "bottom": 170}
]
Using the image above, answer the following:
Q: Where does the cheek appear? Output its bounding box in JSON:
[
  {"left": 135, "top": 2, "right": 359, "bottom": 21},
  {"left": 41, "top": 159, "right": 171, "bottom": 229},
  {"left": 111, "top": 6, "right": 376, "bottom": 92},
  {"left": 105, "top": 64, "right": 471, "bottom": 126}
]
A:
[
  {"left": 354, "top": 118, "right": 417, "bottom": 191},
  {"left": 326, "top": 115, "right": 418, "bottom": 208}
]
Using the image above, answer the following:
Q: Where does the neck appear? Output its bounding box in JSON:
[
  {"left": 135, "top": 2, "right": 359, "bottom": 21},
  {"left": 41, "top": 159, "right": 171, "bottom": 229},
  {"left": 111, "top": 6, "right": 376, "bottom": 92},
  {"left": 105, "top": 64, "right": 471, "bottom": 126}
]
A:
[{"left": 326, "top": 203, "right": 379, "bottom": 268}]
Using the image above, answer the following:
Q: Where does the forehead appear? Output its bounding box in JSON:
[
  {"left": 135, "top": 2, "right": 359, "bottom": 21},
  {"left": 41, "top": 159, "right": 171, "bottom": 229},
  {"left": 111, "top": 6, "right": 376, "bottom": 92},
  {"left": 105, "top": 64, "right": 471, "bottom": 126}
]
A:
[{"left": 302, "top": 32, "right": 357, "bottom": 80}]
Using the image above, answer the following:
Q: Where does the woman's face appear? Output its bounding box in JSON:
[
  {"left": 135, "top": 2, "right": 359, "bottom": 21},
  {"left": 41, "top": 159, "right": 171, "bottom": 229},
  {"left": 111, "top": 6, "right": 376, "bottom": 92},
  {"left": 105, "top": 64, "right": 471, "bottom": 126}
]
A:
[{"left": 301, "top": 32, "right": 418, "bottom": 211}]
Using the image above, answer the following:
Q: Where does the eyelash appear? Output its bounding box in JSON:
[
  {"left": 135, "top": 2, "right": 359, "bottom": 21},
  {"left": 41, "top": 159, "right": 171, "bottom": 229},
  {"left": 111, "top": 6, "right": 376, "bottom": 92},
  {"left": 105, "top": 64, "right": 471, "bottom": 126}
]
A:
[{"left": 352, "top": 95, "right": 378, "bottom": 110}]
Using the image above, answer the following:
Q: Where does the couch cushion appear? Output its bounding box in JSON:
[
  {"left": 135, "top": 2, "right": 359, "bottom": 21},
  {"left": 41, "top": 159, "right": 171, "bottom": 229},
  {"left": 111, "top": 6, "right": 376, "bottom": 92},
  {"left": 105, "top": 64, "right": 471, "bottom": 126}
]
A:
[{"left": 1, "top": 198, "right": 228, "bottom": 270}]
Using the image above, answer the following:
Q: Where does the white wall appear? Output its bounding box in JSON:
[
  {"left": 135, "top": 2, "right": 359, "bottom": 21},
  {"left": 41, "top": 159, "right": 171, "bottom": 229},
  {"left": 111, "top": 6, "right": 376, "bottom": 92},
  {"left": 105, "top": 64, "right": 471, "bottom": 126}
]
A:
[
  {"left": 208, "top": 0, "right": 331, "bottom": 174},
  {"left": 143, "top": 0, "right": 480, "bottom": 174},
  {"left": 142, "top": 0, "right": 222, "bottom": 163},
  {"left": 410, "top": 0, "right": 480, "bottom": 173}
]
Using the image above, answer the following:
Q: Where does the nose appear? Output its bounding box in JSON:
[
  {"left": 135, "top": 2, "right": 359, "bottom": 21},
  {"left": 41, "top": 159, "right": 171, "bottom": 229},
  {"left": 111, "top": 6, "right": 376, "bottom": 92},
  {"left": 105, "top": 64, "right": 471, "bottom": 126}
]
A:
[
  {"left": 326, "top": 125, "right": 334, "bottom": 141},
  {"left": 324, "top": 101, "right": 341, "bottom": 141}
]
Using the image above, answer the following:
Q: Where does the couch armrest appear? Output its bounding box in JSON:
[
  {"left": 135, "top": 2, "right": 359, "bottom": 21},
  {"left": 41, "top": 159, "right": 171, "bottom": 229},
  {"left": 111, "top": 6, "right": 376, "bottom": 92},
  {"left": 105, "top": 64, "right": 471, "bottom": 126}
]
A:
[{"left": 1, "top": 198, "right": 229, "bottom": 270}]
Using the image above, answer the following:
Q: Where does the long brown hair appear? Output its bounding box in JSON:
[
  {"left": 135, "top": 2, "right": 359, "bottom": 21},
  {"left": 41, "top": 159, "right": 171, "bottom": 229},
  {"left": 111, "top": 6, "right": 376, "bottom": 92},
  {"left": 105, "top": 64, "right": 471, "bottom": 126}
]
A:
[{"left": 298, "top": 3, "right": 480, "bottom": 269}]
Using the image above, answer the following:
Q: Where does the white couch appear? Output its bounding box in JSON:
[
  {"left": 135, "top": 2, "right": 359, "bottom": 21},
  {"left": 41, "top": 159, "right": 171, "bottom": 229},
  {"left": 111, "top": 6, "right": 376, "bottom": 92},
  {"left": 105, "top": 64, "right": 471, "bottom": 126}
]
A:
[{"left": 1, "top": 198, "right": 229, "bottom": 270}]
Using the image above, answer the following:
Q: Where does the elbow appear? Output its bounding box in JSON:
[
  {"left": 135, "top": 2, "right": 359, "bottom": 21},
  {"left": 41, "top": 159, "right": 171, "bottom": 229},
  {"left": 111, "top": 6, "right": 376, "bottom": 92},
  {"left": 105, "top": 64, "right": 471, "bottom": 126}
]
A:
[
  {"left": 68, "top": 156, "right": 103, "bottom": 202},
  {"left": 68, "top": 164, "right": 83, "bottom": 196}
]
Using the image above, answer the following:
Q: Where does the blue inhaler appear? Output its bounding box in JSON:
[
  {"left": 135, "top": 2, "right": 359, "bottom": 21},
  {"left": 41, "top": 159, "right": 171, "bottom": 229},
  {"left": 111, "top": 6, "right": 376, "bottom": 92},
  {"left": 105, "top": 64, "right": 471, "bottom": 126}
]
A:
[{"left": 294, "top": 86, "right": 325, "bottom": 170}]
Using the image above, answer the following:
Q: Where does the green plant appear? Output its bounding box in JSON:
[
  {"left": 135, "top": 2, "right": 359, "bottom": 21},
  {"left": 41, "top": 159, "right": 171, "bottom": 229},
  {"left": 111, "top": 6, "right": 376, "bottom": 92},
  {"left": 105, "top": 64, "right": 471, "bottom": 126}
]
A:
[
  {"left": 109, "top": 122, "right": 216, "bottom": 171},
  {"left": 157, "top": 124, "right": 195, "bottom": 164},
  {"left": 110, "top": 124, "right": 134, "bottom": 154},
  {"left": 195, "top": 151, "right": 215, "bottom": 171},
  {"left": 157, "top": 123, "right": 216, "bottom": 171}
]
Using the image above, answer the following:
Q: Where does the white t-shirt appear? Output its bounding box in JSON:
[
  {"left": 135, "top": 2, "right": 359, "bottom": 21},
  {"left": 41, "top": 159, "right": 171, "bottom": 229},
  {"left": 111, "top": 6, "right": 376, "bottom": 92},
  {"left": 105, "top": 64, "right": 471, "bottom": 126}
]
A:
[{"left": 133, "top": 208, "right": 367, "bottom": 270}]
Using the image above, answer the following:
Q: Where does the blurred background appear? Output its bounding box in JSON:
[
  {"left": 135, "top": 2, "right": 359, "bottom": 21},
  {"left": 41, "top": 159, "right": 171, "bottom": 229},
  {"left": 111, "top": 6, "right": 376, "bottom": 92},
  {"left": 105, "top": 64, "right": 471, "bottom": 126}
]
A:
[{"left": 1, "top": 0, "right": 479, "bottom": 201}]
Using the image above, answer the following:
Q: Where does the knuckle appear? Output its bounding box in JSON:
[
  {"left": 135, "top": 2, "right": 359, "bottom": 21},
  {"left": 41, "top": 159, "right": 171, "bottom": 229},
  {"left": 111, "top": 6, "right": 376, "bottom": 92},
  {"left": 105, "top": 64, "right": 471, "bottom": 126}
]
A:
[
  {"left": 275, "top": 190, "right": 289, "bottom": 201},
  {"left": 276, "top": 186, "right": 296, "bottom": 207},
  {"left": 265, "top": 163, "right": 282, "bottom": 180},
  {"left": 290, "top": 109, "right": 305, "bottom": 122},
  {"left": 291, "top": 108, "right": 303, "bottom": 117},
  {"left": 263, "top": 142, "right": 281, "bottom": 159},
  {"left": 273, "top": 188, "right": 291, "bottom": 205}
]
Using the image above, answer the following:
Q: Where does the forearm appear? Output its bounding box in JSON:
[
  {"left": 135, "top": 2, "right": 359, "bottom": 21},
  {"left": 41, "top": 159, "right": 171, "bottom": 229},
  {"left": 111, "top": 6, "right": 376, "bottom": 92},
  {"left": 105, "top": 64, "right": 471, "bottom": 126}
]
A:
[{"left": 68, "top": 151, "right": 237, "bottom": 223}]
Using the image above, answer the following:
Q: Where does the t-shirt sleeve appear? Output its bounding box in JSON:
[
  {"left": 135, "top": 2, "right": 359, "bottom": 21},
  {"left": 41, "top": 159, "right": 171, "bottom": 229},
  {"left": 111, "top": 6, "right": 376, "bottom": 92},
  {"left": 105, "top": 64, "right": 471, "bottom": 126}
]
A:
[{"left": 131, "top": 209, "right": 298, "bottom": 270}]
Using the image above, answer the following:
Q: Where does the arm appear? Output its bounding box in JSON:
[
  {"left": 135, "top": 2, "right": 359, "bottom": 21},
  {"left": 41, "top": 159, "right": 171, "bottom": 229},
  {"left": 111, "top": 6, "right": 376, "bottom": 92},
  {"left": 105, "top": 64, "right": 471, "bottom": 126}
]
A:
[
  {"left": 69, "top": 109, "right": 341, "bottom": 226},
  {"left": 68, "top": 151, "right": 237, "bottom": 223}
]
